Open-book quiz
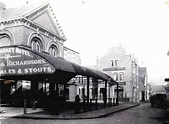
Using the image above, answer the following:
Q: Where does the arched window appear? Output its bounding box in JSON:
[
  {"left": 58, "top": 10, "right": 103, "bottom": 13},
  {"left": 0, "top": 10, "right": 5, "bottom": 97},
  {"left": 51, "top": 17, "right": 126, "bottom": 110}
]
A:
[
  {"left": 49, "top": 45, "right": 59, "bottom": 57},
  {"left": 31, "top": 37, "right": 42, "bottom": 52},
  {"left": 0, "top": 34, "right": 11, "bottom": 47}
]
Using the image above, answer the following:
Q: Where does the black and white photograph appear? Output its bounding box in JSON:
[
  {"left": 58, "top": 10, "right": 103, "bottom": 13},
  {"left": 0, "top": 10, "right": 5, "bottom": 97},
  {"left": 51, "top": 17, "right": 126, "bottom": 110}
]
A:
[{"left": 0, "top": 0, "right": 169, "bottom": 123}]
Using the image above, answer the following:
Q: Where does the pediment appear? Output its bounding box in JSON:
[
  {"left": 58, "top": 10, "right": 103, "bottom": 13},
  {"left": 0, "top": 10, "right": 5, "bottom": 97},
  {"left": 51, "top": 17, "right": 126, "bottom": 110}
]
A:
[
  {"left": 23, "top": 2, "right": 64, "bottom": 38},
  {"left": 31, "top": 11, "right": 60, "bottom": 35}
]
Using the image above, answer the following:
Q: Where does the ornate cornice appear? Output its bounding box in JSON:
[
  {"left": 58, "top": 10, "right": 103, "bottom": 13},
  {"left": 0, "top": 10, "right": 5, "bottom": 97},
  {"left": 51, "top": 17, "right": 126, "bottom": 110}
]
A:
[
  {"left": 24, "top": 2, "right": 49, "bottom": 19},
  {"left": 0, "top": 2, "right": 66, "bottom": 42},
  {"left": 0, "top": 17, "right": 66, "bottom": 41}
]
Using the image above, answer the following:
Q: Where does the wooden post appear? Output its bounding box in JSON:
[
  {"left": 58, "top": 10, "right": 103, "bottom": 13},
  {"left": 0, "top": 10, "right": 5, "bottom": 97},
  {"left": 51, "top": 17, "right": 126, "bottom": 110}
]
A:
[
  {"left": 116, "top": 83, "right": 119, "bottom": 105},
  {"left": 104, "top": 81, "right": 107, "bottom": 107},
  {"left": 87, "top": 77, "right": 90, "bottom": 106}
]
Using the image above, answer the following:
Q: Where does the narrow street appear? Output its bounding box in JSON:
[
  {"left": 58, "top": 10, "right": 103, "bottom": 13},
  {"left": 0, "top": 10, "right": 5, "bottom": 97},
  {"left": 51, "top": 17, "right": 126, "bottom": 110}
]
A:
[
  {"left": 107, "top": 102, "right": 164, "bottom": 124},
  {"left": 1, "top": 103, "right": 165, "bottom": 124}
]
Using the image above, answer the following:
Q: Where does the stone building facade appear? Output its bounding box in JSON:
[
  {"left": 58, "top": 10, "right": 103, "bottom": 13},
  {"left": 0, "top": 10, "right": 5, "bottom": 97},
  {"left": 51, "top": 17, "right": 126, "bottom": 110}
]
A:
[
  {"left": 0, "top": 1, "right": 81, "bottom": 101},
  {"left": 0, "top": 2, "right": 65, "bottom": 56},
  {"left": 64, "top": 46, "right": 81, "bottom": 65}
]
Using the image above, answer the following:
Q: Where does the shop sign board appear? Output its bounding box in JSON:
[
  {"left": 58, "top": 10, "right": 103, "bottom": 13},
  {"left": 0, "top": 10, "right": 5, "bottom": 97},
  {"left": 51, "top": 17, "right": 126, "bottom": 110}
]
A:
[
  {"left": 103, "top": 67, "right": 125, "bottom": 71},
  {"left": 0, "top": 47, "right": 56, "bottom": 76}
]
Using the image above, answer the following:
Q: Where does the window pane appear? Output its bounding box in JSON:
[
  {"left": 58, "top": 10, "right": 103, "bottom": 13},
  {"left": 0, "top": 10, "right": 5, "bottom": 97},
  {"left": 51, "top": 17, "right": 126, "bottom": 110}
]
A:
[
  {"left": 36, "top": 42, "right": 41, "bottom": 52},
  {"left": 119, "top": 73, "right": 124, "bottom": 81},
  {"left": 115, "top": 60, "right": 118, "bottom": 66},
  {"left": 31, "top": 40, "right": 35, "bottom": 50},
  {"left": 110, "top": 60, "right": 114, "bottom": 67},
  {"left": 31, "top": 37, "right": 41, "bottom": 52},
  {"left": 49, "top": 46, "right": 58, "bottom": 57},
  {"left": 0, "top": 36, "right": 11, "bottom": 47},
  {"left": 114, "top": 73, "right": 118, "bottom": 81}
]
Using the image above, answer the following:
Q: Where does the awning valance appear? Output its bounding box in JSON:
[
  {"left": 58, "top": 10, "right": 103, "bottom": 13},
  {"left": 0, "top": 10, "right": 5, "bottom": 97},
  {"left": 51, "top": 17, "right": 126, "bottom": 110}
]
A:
[{"left": 0, "top": 45, "right": 116, "bottom": 84}]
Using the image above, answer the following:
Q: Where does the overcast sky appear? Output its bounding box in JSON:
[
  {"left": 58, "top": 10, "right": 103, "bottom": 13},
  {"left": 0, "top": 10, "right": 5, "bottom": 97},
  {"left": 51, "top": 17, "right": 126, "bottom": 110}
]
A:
[{"left": 1, "top": 0, "right": 169, "bottom": 85}]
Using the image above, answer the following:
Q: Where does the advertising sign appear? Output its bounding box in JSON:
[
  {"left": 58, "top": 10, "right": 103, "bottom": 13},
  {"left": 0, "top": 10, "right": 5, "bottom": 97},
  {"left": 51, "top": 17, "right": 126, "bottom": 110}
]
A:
[{"left": 0, "top": 47, "right": 55, "bottom": 76}]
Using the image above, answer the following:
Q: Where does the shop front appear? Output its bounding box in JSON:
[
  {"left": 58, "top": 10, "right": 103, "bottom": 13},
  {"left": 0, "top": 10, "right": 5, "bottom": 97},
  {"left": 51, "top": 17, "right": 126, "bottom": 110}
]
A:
[
  {"left": 0, "top": 45, "right": 74, "bottom": 106},
  {"left": 0, "top": 45, "right": 118, "bottom": 113}
]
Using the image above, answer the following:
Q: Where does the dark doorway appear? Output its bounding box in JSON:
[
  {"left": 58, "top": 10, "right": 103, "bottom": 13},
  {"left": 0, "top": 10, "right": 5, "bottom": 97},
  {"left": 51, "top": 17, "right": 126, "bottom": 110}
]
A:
[{"left": 100, "top": 88, "right": 105, "bottom": 100}]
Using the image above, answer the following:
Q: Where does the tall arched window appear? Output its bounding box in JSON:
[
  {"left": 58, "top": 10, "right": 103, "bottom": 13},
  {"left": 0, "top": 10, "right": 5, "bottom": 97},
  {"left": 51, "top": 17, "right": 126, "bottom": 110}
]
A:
[
  {"left": 31, "top": 37, "right": 42, "bottom": 52},
  {"left": 49, "top": 45, "right": 59, "bottom": 57}
]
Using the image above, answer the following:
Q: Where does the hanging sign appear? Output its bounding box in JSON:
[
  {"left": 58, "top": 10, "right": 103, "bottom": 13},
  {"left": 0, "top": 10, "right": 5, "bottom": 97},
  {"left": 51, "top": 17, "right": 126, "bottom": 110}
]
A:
[{"left": 0, "top": 46, "right": 55, "bottom": 76}]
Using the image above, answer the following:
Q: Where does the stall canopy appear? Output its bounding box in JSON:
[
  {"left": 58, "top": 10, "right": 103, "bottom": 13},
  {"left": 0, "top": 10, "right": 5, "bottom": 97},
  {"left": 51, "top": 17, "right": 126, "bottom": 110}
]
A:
[{"left": 0, "top": 45, "right": 116, "bottom": 84}]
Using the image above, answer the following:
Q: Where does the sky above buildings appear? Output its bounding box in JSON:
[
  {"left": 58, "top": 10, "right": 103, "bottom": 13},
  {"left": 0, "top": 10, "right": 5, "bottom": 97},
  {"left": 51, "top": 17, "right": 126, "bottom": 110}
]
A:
[{"left": 1, "top": 0, "right": 169, "bottom": 84}]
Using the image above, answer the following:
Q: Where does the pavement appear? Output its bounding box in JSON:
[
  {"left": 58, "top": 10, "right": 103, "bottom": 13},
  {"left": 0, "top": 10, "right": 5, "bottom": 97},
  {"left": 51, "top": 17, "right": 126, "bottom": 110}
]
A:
[{"left": 0, "top": 102, "right": 140, "bottom": 120}]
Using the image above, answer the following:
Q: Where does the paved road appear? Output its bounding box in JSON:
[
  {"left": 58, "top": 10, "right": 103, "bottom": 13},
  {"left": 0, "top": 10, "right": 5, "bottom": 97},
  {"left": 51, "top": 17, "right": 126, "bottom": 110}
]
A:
[
  {"left": 1, "top": 103, "right": 165, "bottom": 124},
  {"left": 107, "top": 102, "right": 164, "bottom": 124}
]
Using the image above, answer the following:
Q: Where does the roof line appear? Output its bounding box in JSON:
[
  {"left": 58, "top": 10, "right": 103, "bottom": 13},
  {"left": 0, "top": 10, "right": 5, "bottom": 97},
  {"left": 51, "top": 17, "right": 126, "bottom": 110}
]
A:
[
  {"left": 0, "top": 17, "right": 66, "bottom": 41},
  {"left": 23, "top": 1, "right": 50, "bottom": 18}
]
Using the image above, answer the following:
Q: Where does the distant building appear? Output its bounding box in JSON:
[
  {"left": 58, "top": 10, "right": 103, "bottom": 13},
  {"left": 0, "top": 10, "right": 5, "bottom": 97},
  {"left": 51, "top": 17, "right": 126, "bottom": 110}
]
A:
[
  {"left": 64, "top": 46, "right": 81, "bottom": 65},
  {"left": 138, "top": 67, "right": 149, "bottom": 101},
  {"left": 88, "top": 45, "right": 140, "bottom": 103}
]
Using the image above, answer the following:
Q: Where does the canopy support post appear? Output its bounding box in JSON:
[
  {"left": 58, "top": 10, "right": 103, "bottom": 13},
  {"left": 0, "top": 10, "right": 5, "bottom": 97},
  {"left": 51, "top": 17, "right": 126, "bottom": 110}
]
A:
[
  {"left": 104, "top": 81, "right": 107, "bottom": 107},
  {"left": 87, "top": 77, "right": 90, "bottom": 106}
]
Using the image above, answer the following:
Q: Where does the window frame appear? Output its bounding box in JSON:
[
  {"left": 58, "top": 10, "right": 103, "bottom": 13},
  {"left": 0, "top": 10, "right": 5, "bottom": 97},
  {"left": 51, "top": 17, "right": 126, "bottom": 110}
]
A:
[
  {"left": 119, "top": 72, "right": 124, "bottom": 81},
  {"left": 110, "top": 59, "right": 119, "bottom": 67},
  {"left": 31, "top": 37, "right": 42, "bottom": 52},
  {"left": 49, "top": 45, "right": 59, "bottom": 57}
]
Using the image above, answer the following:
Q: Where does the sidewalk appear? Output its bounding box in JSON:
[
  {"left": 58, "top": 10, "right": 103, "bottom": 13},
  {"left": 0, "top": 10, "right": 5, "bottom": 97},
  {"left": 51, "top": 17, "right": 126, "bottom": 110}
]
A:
[{"left": 0, "top": 102, "right": 140, "bottom": 120}]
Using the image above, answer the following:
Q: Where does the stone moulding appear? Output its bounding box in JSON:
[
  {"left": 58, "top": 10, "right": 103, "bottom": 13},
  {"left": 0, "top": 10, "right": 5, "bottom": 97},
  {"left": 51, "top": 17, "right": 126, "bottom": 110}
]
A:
[{"left": 0, "top": 17, "right": 66, "bottom": 42}]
